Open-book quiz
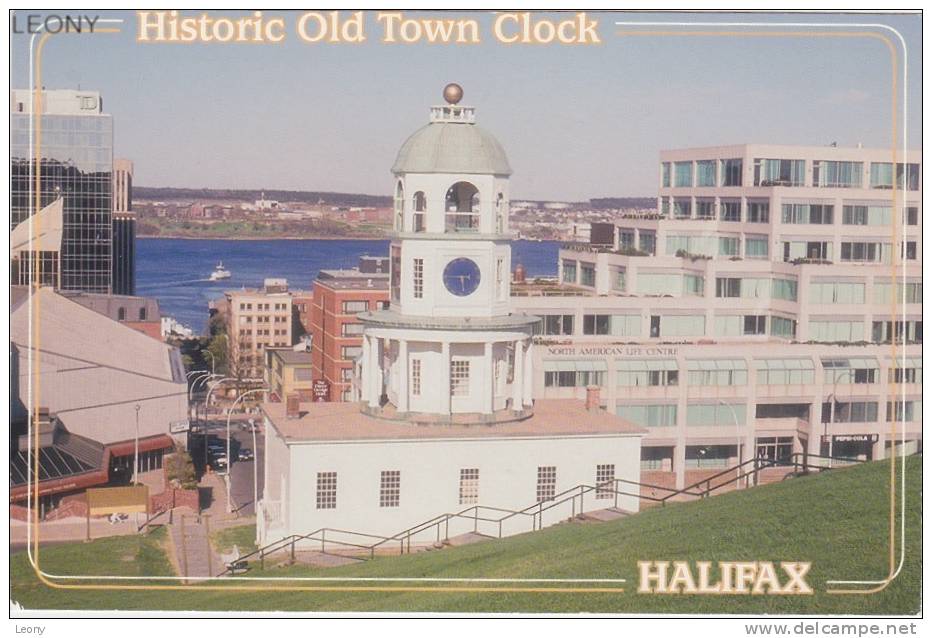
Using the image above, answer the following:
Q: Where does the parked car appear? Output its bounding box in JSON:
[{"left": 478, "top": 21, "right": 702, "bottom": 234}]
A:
[
  {"left": 209, "top": 455, "right": 228, "bottom": 471},
  {"left": 238, "top": 448, "right": 254, "bottom": 461}
]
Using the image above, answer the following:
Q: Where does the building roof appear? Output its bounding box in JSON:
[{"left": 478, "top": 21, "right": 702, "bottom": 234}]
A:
[
  {"left": 263, "top": 399, "right": 646, "bottom": 444},
  {"left": 392, "top": 120, "right": 512, "bottom": 176},
  {"left": 268, "top": 349, "right": 313, "bottom": 365},
  {"left": 11, "top": 197, "right": 63, "bottom": 252}
]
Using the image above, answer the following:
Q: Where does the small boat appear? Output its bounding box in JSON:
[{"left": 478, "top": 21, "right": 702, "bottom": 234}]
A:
[{"left": 209, "top": 261, "right": 231, "bottom": 281}]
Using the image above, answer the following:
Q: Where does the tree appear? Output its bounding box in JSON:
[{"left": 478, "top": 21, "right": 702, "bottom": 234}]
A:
[{"left": 165, "top": 449, "right": 197, "bottom": 489}]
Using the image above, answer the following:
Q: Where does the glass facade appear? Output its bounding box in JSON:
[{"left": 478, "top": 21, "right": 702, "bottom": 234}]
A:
[{"left": 11, "top": 108, "right": 113, "bottom": 293}]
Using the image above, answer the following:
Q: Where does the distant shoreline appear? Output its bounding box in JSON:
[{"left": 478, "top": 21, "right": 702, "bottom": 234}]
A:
[{"left": 137, "top": 234, "right": 389, "bottom": 241}]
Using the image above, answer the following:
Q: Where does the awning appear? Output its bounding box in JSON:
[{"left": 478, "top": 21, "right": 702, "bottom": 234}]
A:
[{"left": 107, "top": 434, "right": 175, "bottom": 458}]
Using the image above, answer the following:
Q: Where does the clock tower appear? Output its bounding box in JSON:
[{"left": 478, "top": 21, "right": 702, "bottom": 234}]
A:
[{"left": 358, "top": 84, "right": 538, "bottom": 420}]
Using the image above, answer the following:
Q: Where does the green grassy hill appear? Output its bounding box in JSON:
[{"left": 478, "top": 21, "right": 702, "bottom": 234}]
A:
[{"left": 12, "top": 457, "right": 921, "bottom": 614}]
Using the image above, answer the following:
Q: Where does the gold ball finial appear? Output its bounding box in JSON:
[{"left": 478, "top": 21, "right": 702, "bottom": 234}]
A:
[{"left": 443, "top": 83, "right": 463, "bottom": 105}]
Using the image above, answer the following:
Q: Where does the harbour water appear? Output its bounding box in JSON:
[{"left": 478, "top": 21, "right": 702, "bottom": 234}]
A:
[{"left": 137, "top": 238, "right": 561, "bottom": 333}]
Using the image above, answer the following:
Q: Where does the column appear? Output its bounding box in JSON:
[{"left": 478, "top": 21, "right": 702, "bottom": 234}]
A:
[
  {"left": 673, "top": 443, "right": 686, "bottom": 490},
  {"left": 397, "top": 339, "right": 409, "bottom": 413},
  {"left": 360, "top": 335, "right": 370, "bottom": 403},
  {"left": 512, "top": 338, "right": 524, "bottom": 410},
  {"left": 483, "top": 341, "right": 494, "bottom": 413},
  {"left": 368, "top": 336, "right": 380, "bottom": 408},
  {"left": 441, "top": 341, "right": 451, "bottom": 415},
  {"left": 522, "top": 339, "right": 534, "bottom": 408}
]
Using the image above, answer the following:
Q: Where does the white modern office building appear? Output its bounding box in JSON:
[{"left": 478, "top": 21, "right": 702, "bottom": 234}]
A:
[
  {"left": 258, "top": 86, "right": 645, "bottom": 547},
  {"left": 513, "top": 144, "right": 921, "bottom": 491}
]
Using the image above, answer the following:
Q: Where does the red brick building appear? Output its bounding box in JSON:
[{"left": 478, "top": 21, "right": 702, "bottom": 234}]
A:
[{"left": 310, "top": 264, "right": 389, "bottom": 402}]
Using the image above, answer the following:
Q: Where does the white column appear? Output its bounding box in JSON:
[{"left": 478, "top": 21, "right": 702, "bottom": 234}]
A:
[
  {"left": 522, "top": 339, "right": 534, "bottom": 407},
  {"left": 484, "top": 341, "right": 494, "bottom": 413},
  {"left": 360, "top": 335, "right": 371, "bottom": 403},
  {"left": 512, "top": 338, "right": 524, "bottom": 410},
  {"left": 398, "top": 339, "right": 409, "bottom": 413},
  {"left": 368, "top": 336, "right": 381, "bottom": 408},
  {"left": 441, "top": 341, "right": 451, "bottom": 415}
]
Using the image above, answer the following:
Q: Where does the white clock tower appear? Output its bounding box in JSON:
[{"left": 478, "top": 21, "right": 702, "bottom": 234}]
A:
[{"left": 358, "top": 84, "right": 538, "bottom": 420}]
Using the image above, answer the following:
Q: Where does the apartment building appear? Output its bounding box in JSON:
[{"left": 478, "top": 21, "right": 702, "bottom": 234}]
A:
[
  {"left": 310, "top": 263, "right": 389, "bottom": 402},
  {"left": 264, "top": 348, "right": 314, "bottom": 402},
  {"left": 512, "top": 144, "right": 922, "bottom": 490},
  {"left": 226, "top": 279, "right": 296, "bottom": 379}
]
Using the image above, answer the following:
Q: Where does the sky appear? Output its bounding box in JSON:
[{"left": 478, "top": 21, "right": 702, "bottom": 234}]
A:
[{"left": 9, "top": 10, "right": 922, "bottom": 202}]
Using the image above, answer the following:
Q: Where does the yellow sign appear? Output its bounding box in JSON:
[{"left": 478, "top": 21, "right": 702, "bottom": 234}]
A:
[{"left": 86, "top": 486, "right": 149, "bottom": 516}]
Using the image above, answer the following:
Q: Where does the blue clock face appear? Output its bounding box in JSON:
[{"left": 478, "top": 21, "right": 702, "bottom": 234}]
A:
[{"left": 443, "top": 258, "right": 481, "bottom": 296}]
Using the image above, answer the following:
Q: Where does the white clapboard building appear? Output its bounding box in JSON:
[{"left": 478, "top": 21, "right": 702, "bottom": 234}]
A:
[{"left": 257, "top": 85, "right": 645, "bottom": 548}]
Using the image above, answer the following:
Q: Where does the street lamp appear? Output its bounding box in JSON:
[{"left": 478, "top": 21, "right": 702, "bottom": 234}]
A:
[
  {"left": 204, "top": 349, "right": 216, "bottom": 375},
  {"left": 224, "top": 386, "right": 268, "bottom": 516},
  {"left": 133, "top": 404, "right": 141, "bottom": 485},
  {"left": 717, "top": 399, "right": 743, "bottom": 488}
]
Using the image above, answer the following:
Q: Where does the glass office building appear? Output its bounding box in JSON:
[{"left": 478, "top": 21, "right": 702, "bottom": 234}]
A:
[{"left": 10, "top": 90, "right": 113, "bottom": 293}]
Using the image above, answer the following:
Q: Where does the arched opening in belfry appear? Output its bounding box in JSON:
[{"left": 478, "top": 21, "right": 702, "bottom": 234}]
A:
[{"left": 445, "top": 181, "right": 480, "bottom": 233}]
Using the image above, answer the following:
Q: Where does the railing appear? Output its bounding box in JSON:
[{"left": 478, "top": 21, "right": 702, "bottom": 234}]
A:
[{"left": 228, "top": 452, "right": 866, "bottom": 574}]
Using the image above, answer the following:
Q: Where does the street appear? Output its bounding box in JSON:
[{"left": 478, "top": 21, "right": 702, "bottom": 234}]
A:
[{"left": 191, "top": 418, "right": 264, "bottom": 517}]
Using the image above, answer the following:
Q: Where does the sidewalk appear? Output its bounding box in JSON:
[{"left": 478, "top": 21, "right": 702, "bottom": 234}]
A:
[{"left": 10, "top": 516, "right": 139, "bottom": 549}]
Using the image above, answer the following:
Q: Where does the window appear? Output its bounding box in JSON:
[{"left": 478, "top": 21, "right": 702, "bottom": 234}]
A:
[
  {"left": 583, "top": 314, "right": 610, "bottom": 335},
  {"left": 562, "top": 260, "right": 577, "bottom": 284},
  {"left": 840, "top": 242, "right": 889, "bottom": 263},
  {"left": 496, "top": 258, "right": 505, "bottom": 300},
  {"left": 871, "top": 320, "right": 922, "bottom": 344},
  {"left": 639, "top": 232, "right": 657, "bottom": 255},
  {"left": 394, "top": 181, "right": 404, "bottom": 230},
  {"left": 782, "top": 241, "right": 831, "bottom": 262},
  {"left": 906, "top": 207, "right": 918, "bottom": 225},
  {"left": 809, "top": 281, "right": 866, "bottom": 304},
  {"left": 756, "top": 437, "right": 794, "bottom": 462},
  {"left": 781, "top": 204, "right": 834, "bottom": 224},
  {"left": 718, "top": 236, "right": 739, "bottom": 256},
  {"left": 661, "top": 162, "right": 671, "bottom": 188},
  {"left": 458, "top": 468, "right": 479, "bottom": 505},
  {"left": 745, "top": 236, "right": 769, "bottom": 259},
  {"left": 902, "top": 241, "right": 917, "bottom": 260},
  {"left": 695, "top": 199, "right": 715, "bottom": 220},
  {"left": 720, "top": 200, "right": 741, "bottom": 222},
  {"left": 580, "top": 262, "right": 596, "bottom": 287},
  {"left": 294, "top": 368, "right": 313, "bottom": 381},
  {"left": 770, "top": 316, "right": 797, "bottom": 338},
  {"left": 536, "top": 466, "right": 557, "bottom": 502},
  {"left": 316, "top": 472, "right": 337, "bottom": 509},
  {"left": 873, "top": 281, "right": 922, "bottom": 304},
  {"left": 673, "top": 198, "right": 692, "bottom": 219},
  {"left": 822, "top": 357, "right": 878, "bottom": 384},
  {"left": 542, "top": 314, "right": 574, "bottom": 336},
  {"left": 637, "top": 273, "right": 683, "bottom": 296},
  {"left": 619, "top": 230, "right": 636, "bottom": 250},
  {"left": 617, "top": 404, "right": 678, "bottom": 427},
  {"left": 887, "top": 401, "right": 921, "bottom": 422},
  {"left": 379, "top": 470, "right": 400, "bottom": 507},
  {"left": 870, "top": 162, "right": 919, "bottom": 190},
  {"left": 341, "top": 368, "right": 354, "bottom": 382},
  {"left": 610, "top": 315, "right": 642, "bottom": 337},
  {"left": 813, "top": 161, "right": 863, "bottom": 188},
  {"left": 808, "top": 319, "right": 864, "bottom": 342},
  {"left": 544, "top": 361, "right": 607, "bottom": 388},
  {"left": 720, "top": 159, "right": 743, "bottom": 186},
  {"left": 413, "top": 258, "right": 424, "bottom": 299},
  {"left": 687, "top": 359, "right": 747, "bottom": 386},
  {"left": 390, "top": 245, "right": 401, "bottom": 302},
  {"left": 684, "top": 274, "right": 704, "bottom": 296},
  {"left": 744, "top": 315, "right": 766, "bottom": 335},
  {"left": 341, "top": 345, "right": 362, "bottom": 359},
  {"left": 686, "top": 446, "right": 733, "bottom": 469},
  {"left": 342, "top": 300, "right": 369, "bottom": 313},
  {"left": 641, "top": 447, "right": 672, "bottom": 471},
  {"left": 687, "top": 403, "right": 747, "bottom": 426},
  {"left": 888, "top": 357, "right": 922, "bottom": 384},
  {"left": 715, "top": 277, "right": 741, "bottom": 298},
  {"left": 117, "top": 307, "right": 126, "bottom": 321},
  {"left": 658, "top": 315, "right": 705, "bottom": 337},
  {"left": 450, "top": 359, "right": 470, "bottom": 396},
  {"left": 755, "top": 358, "right": 815, "bottom": 385},
  {"left": 820, "top": 401, "right": 878, "bottom": 424},
  {"left": 413, "top": 191, "right": 426, "bottom": 232},
  {"left": 754, "top": 158, "right": 806, "bottom": 186},
  {"left": 747, "top": 201, "right": 770, "bottom": 223},
  {"left": 842, "top": 205, "right": 892, "bottom": 226},
  {"left": 139, "top": 307, "right": 147, "bottom": 321},
  {"left": 696, "top": 160, "right": 716, "bottom": 187},
  {"left": 341, "top": 322, "right": 365, "bottom": 336},
  {"left": 411, "top": 359, "right": 421, "bottom": 396},
  {"left": 611, "top": 268, "right": 626, "bottom": 292},
  {"left": 674, "top": 161, "right": 693, "bottom": 187},
  {"left": 616, "top": 360, "right": 679, "bottom": 387},
  {"left": 595, "top": 464, "right": 615, "bottom": 499},
  {"left": 445, "top": 181, "right": 480, "bottom": 233}
]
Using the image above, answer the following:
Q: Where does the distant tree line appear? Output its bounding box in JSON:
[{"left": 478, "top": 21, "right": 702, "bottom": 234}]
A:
[{"left": 135, "top": 186, "right": 392, "bottom": 208}]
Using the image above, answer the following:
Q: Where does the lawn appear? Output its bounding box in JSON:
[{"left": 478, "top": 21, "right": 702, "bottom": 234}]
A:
[
  {"left": 210, "top": 524, "right": 258, "bottom": 555},
  {"left": 11, "top": 457, "right": 921, "bottom": 614}
]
